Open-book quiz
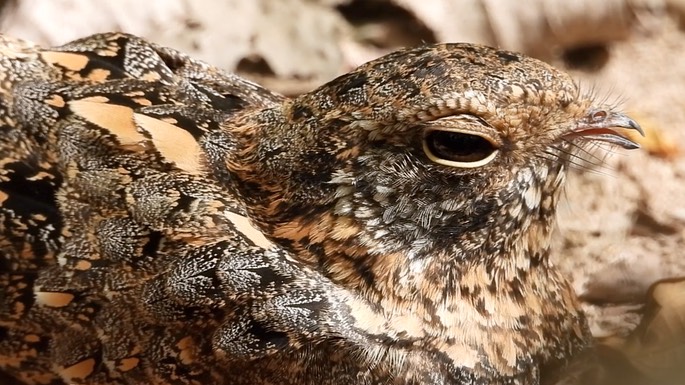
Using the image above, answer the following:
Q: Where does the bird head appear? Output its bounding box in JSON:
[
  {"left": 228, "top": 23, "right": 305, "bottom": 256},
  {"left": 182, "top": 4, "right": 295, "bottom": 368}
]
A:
[{"left": 218, "top": 44, "right": 642, "bottom": 291}]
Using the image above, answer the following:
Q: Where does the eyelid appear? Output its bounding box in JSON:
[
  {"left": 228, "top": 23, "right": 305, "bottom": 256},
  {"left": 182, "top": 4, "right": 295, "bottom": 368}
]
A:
[{"left": 424, "top": 115, "right": 502, "bottom": 147}]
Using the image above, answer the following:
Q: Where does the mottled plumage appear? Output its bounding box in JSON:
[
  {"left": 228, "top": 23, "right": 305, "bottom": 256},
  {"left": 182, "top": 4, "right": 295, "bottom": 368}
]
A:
[{"left": 0, "top": 33, "right": 644, "bottom": 385}]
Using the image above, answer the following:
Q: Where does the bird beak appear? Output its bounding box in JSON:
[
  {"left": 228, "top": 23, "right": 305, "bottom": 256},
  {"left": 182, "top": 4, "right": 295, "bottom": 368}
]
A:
[{"left": 564, "top": 111, "right": 645, "bottom": 150}]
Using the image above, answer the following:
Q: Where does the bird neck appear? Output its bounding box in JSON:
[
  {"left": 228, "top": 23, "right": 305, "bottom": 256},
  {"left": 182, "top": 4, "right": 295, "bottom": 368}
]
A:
[
  {"left": 294, "top": 214, "right": 590, "bottom": 380},
  {"left": 248, "top": 168, "right": 590, "bottom": 376}
]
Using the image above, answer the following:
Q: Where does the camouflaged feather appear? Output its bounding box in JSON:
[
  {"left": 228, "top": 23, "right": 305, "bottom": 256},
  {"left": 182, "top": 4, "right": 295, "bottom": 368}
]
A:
[{"left": 0, "top": 33, "right": 643, "bottom": 385}]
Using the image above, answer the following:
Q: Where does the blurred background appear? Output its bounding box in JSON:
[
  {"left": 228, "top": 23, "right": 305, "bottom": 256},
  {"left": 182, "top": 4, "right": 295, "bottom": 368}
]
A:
[{"left": 1, "top": 0, "right": 684, "bottom": 352}]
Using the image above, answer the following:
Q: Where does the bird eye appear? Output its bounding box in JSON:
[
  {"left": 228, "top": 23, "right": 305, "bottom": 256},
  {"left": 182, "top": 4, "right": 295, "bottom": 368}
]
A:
[{"left": 423, "top": 129, "right": 499, "bottom": 168}]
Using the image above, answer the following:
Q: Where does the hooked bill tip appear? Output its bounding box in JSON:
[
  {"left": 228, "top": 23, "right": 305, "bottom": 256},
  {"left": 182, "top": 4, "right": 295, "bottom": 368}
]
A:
[{"left": 626, "top": 117, "right": 645, "bottom": 137}]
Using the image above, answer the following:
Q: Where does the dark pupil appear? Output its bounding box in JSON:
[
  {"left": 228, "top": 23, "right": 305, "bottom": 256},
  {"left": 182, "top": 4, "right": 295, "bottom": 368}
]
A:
[{"left": 426, "top": 130, "right": 495, "bottom": 163}]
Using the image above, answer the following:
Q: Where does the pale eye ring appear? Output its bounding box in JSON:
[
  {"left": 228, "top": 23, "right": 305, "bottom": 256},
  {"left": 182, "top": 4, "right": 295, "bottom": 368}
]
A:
[{"left": 422, "top": 128, "right": 499, "bottom": 168}]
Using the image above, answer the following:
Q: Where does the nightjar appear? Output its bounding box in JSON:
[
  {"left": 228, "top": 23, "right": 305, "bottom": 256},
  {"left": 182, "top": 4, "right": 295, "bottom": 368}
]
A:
[{"left": 0, "top": 33, "right": 643, "bottom": 385}]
